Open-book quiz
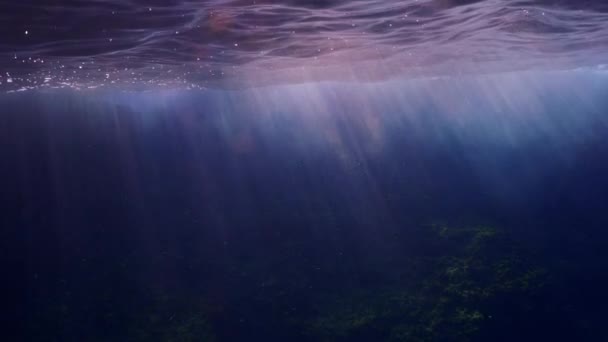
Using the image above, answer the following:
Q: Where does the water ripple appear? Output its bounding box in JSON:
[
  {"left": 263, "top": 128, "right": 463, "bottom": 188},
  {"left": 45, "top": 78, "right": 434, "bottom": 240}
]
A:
[{"left": 1, "top": 0, "right": 607, "bottom": 91}]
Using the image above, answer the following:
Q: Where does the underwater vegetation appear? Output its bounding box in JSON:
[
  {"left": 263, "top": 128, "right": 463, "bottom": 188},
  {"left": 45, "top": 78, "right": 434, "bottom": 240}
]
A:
[
  {"left": 305, "top": 224, "right": 547, "bottom": 342},
  {"left": 25, "top": 223, "right": 545, "bottom": 342},
  {"left": 129, "top": 296, "right": 216, "bottom": 342},
  {"left": 62, "top": 223, "right": 546, "bottom": 342}
]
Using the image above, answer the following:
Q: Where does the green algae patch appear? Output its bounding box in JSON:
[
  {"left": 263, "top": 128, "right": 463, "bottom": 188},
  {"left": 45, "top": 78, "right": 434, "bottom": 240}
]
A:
[
  {"left": 306, "top": 224, "right": 546, "bottom": 341},
  {"left": 129, "top": 296, "right": 217, "bottom": 342}
]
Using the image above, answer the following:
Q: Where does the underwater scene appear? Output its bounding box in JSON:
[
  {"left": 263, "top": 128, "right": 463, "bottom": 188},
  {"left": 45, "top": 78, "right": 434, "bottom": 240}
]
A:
[{"left": 1, "top": 1, "right": 608, "bottom": 341}]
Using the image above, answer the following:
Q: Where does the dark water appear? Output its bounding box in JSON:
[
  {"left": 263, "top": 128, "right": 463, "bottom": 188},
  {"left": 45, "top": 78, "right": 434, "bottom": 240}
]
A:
[
  {"left": 1, "top": 0, "right": 608, "bottom": 90},
  {"left": 2, "top": 71, "right": 608, "bottom": 341},
  {"left": 2, "top": 1, "right": 608, "bottom": 342}
]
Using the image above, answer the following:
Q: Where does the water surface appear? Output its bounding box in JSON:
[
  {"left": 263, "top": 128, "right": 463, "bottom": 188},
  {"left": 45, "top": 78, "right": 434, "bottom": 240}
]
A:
[{"left": 1, "top": 0, "right": 608, "bottom": 90}]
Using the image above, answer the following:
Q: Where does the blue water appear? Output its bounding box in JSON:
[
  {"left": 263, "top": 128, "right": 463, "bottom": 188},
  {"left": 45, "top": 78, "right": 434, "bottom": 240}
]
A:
[
  {"left": 2, "top": 70, "right": 608, "bottom": 340},
  {"left": 2, "top": 1, "right": 608, "bottom": 341}
]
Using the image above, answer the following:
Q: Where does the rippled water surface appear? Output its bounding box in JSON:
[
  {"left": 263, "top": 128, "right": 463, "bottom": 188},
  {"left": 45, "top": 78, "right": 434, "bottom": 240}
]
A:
[{"left": 1, "top": 0, "right": 608, "bottom": 90}]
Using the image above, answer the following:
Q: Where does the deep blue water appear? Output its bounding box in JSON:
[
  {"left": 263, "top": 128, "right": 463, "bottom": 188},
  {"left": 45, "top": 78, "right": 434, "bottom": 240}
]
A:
[
  {"left": 2, "top": 71, "right": 608, "bottom": 341},
  {"left": 2, "top": 1, "right": 608, "bottom": 341}
]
